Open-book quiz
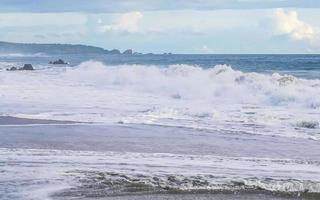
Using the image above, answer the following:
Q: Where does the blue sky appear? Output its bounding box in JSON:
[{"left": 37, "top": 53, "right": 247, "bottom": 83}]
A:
[{"left": 0, "top": 0, "right": 320, "bottom": 53}]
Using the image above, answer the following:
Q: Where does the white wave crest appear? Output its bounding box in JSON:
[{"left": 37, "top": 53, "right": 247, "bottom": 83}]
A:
[
  {"left": 0, "top": 60, "right": 320, "bottom": 139},
  {"left": 62, "top": 61, "right": 320, "bottom": 106}
]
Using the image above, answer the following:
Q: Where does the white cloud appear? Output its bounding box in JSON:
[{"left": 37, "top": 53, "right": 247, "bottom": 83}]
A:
[
  {"left": 97, "top": 18, "right": 103, "bottom": 24},
  {"left": 99, "top": 12, "right": 143, "bottom": 33},
  {"left": 272, "top": 9, "right": 318, "bottom": 42}
]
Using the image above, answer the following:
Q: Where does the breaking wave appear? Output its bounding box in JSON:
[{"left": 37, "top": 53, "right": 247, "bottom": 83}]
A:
[
  {"left": 63, "top": 61, "right": 320, "bottom": 109},
  {"left": 1, "top": 61, "right": 320, "bottom": 139}
]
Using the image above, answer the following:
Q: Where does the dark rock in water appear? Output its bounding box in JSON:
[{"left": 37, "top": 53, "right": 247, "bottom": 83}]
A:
[
  {"left": 49, "top": 59, "right": 68, "bottom": 65},
  {"left": 297, "top": 121, "right": 319, "bottom": 129},
  {"left": 19, "top": 64, "right": 34, "bottom": 70},
  {"left": 8, "top": 64, "right": 34, "bottom": 71},
  {"left": 123, "top": 49, "right": 133, "bottom": 55},
  {"left": 20, "top": 64, "right": 34, "bottom": 71},
  {"left": 7, "top": 66, "right": 18, "bottom": 71}
]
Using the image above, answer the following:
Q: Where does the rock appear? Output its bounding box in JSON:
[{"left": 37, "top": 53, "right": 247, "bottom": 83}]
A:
[
  {"left": 7, "top": 66, "right": 18, "bottom": 71},
  {"left": 297, "top": 121, "right": 319, "bottom": 129},
  {"left": 123, "top": 49, "right": 133, "bottom": 55},
  {"left": 20, "top": 64, "right": 34, "bottom": 71},
  {"left": 7, "top": 64, "right": 34, "bottom": 71},
  {"left": 49, "top": 59, "right": 68, "bottom": 65}
]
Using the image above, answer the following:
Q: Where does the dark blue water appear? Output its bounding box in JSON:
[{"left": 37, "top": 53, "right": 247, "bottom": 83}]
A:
[{"left": 2, "top": 54, "right": 320, "bottom": 79}]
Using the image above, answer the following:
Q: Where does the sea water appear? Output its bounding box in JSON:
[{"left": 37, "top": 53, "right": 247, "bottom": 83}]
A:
[{"left": 0, "top": 54, "right": 320, "bottom": 199}]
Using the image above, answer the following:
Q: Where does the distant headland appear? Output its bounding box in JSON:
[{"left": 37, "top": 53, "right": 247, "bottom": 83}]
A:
[{"left": 0, "top": 41, "right": 148, "bottom": 55}]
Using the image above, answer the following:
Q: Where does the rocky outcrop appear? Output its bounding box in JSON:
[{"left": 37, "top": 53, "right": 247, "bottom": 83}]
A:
[
  {"left": 21, "top": 64, "right": 34, "bottom": 70},
  {"left": 7, "top": 66, "right": 17, "bottom": 71},
  {"left": 7, "top": 64, "right": 34, "bottom": 71},
  {"left": 49, "top": 59, "right": 68, "bottom": 65}
]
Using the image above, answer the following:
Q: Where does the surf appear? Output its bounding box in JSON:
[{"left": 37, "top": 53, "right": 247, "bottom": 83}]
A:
[{"left": 0, "top": 61, "right": 319, "bottom": 140}]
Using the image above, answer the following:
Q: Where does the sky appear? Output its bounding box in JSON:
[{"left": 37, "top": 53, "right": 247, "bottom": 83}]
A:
[{"left": 0, "top": 0, "right": 320, "bottom": 53}]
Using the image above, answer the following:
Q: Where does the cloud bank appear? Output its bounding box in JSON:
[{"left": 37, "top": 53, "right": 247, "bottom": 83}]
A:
[
  {"left": 0, "top": 0, "right": 320, "bottom": 13},
  {"left": 271, "top": 9, "right": 319, "bottom": 43},
  {"left": 99, "top": 12, "right": 143, "bottom": 34}
]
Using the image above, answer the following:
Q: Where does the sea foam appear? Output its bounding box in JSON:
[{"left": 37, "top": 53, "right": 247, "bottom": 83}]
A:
[
  {"left": 2, "top": 148, "right": 320, "bottom": 199},
  {"left": 0, "top": 61, "right": 319, "bottom": 139}
]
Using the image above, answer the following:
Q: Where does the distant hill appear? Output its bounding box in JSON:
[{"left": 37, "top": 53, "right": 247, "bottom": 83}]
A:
[{"left": 0, "top": 41, "right": 131, "bottom": 55}]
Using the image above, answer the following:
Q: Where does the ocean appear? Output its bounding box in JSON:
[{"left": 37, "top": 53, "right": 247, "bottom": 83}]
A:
[{"left": 0, "top": 54, "right": 320, "bottom": 199}]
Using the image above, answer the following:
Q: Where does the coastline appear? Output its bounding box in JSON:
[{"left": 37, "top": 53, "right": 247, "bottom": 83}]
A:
[
  {"left": 52, "top": 192, "right": 318, "bottom": 200},
  {"left": 1, "top": 122, "right": 319, "bottom": 159},
  {"left": 1, "top": 122, "right": 320, "bottom": 199},
  {"left": 0, "top": 116, "right": 81, "bottom": 125}
]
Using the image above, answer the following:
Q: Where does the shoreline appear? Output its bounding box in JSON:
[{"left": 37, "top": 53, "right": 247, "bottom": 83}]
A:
[
  {"left": 1, "top": 120, "right": 320, "bottom": 200},
  {"left": 1, "top": 122, "right": 319, "bottom": 160},
  {"left": 0, "top": 116, "right": 81, "bottom": 125},
  {"left": 52, "top": 191, "right": 319, "bottom": 200}
]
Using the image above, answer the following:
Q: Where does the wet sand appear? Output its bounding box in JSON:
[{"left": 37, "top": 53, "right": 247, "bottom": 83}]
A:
[
  {"left": 1, "top": 121, "right": 320, "bottom": 200},
  {"left": 0, "top": 123, "right": 319, "bottom": 160},
  {"left": 0, "top": 116, "right": 79, "bottom": 125}
]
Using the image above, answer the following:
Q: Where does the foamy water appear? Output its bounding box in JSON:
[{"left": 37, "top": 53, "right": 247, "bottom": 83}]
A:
[
  {"left": 1, "top": 148, "right": 320, "bottom": 200},
  {"left": 0, "top": 61, "right": 319, "bottom": 140}
]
